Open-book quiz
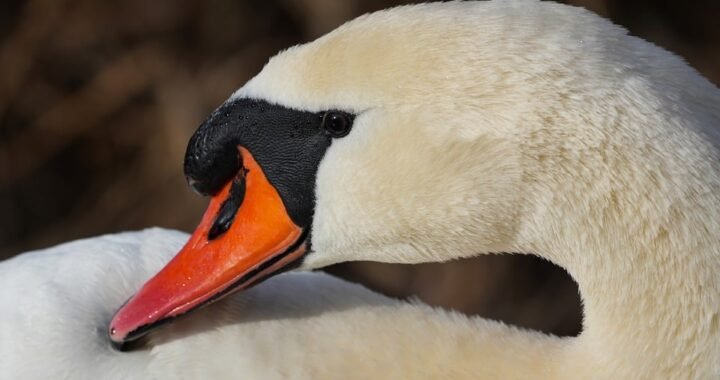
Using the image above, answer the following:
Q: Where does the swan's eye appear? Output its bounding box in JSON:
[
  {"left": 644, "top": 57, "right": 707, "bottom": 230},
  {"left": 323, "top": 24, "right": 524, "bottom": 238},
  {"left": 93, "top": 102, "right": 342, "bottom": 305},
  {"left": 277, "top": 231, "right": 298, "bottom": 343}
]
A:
[{"left": 321, "top": 111, "right": 352, "bottom": 138}]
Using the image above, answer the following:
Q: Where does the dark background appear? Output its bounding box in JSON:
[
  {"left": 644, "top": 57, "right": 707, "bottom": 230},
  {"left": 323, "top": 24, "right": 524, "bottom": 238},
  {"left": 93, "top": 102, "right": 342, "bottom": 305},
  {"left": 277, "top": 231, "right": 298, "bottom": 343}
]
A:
[{"left": 2, "top": 0, "right": 718, "bottom": 337}]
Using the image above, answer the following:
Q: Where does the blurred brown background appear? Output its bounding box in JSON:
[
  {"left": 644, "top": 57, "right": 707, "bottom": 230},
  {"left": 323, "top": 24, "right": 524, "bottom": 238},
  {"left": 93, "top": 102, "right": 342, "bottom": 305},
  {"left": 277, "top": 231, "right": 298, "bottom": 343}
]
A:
[{"left": 1, "top": 0, "right": 718, "bottom": 337}]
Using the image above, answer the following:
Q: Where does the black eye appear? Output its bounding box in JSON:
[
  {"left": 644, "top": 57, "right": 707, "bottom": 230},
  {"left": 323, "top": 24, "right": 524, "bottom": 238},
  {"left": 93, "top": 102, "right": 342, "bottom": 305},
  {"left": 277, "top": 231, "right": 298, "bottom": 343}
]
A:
[{"left": 321, "top": 111, "right": 352, "bottom": 138}]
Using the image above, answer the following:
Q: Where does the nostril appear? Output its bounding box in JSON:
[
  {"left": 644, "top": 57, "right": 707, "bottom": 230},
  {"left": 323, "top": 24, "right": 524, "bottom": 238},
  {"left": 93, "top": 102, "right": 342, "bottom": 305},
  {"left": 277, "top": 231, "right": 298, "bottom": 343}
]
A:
[{"left": 207, "top": 170, "right": 247, "bottom": 240}]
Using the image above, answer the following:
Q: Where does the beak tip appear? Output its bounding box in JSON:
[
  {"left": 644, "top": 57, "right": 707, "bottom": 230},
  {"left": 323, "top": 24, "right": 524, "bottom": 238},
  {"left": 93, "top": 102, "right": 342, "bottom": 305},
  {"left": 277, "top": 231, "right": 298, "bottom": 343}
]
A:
[
  {"left": 109, "top": 326, "right": 149, "bottom": 352},
  {"left": 108, "top": 325, "right": 127, "bottom": 350},
  {"left": 108, "top": 321, "right": 124, "bottom": 338}
]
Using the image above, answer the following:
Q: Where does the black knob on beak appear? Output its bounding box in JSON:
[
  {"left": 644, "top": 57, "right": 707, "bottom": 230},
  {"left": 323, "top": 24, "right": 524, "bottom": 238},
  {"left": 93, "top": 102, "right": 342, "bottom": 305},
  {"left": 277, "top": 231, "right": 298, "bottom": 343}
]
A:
[{"left": 184, "top": 108, "right": 242, "bottom": 196}]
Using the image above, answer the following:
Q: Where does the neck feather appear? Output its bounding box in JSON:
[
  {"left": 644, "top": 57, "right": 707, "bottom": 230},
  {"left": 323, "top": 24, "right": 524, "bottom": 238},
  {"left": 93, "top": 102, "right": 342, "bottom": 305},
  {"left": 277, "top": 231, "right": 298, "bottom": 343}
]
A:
[{"left": 514, "top": 113, "right": 720, "bottom": 378}]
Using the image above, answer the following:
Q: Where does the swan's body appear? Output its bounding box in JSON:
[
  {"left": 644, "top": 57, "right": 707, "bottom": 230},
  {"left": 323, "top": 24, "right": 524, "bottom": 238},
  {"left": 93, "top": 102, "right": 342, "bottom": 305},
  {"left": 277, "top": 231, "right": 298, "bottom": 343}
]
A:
[
  {"left": 0, "top": 229, "right": 556, "bottom": 379},
  {"left": 0, "top": 229, "right": 395, "bottom": 379},
  {"left": 4, "top": 0, "right": 720, "bottom": 379}
]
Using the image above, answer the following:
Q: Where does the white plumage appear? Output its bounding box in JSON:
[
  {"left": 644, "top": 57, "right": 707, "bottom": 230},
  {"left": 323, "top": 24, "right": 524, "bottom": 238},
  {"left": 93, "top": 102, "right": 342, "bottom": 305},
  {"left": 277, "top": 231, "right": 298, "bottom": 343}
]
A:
[
  {"left": 0, "top": 229, "right": 395, "bottom": 379},
  {"left": 1, "top": 229, "right": 543, "bottom": 379}
]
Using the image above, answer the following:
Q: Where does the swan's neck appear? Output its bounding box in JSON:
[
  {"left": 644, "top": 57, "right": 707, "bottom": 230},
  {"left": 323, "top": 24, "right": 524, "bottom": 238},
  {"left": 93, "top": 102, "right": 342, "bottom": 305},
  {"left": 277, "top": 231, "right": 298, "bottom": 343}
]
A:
[
  {"left": 527, "top": 221, "right": 720, "bottom": 378},
  {"left": 515, "top": 125, "right": 720, "bottom": 378}
]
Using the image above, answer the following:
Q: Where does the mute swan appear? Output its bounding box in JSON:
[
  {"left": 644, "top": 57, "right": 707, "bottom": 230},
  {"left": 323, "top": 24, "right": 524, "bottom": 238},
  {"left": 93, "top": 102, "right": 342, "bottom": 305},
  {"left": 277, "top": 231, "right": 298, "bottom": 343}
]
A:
[
  {"left": 108, "top": 1, "right": 720, "bottom": 377},
  {"left": 4, "top": 0, "right": 720, "bottom": 378}
]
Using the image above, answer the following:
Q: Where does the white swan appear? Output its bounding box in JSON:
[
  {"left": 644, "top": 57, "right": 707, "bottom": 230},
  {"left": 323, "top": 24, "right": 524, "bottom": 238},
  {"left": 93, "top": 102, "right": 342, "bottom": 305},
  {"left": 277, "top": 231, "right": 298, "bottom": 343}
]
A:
[{"left": 4, "top": 0, "right": 720, "bottom": 378}]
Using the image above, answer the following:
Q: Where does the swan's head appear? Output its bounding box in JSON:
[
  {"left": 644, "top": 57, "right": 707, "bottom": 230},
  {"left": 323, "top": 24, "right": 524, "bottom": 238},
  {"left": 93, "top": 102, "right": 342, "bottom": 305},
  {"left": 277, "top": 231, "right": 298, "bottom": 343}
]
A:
[{"left": 109, "top": 1, "right": 601, "bottom": 345}]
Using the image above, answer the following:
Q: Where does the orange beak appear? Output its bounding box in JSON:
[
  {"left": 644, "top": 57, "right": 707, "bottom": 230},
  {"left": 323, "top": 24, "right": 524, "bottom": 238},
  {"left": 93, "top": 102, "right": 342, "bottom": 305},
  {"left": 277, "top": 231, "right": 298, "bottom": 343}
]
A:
[{"left": 108, "top": 148, "right": 307, "bottom": 344}]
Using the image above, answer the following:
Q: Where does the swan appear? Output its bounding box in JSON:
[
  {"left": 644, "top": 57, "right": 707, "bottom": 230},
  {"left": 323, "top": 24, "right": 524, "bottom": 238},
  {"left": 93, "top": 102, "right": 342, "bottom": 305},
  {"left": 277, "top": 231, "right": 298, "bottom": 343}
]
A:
[
  {"left": 108, "top": 1, "right": 720, "bottom": 377},
  {"left": 4, "top": 0, "right": 720, "bottom": 378}
]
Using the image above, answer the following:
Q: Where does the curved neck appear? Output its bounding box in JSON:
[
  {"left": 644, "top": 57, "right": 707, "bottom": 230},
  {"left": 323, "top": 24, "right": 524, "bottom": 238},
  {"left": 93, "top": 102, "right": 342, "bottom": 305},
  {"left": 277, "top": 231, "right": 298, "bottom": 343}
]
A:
[
  {"left": 520, "top": 218, "right": 719, "bottom": 378},
  {"left": 513, "top": 126, "right": 720, "bottom": 378}
]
